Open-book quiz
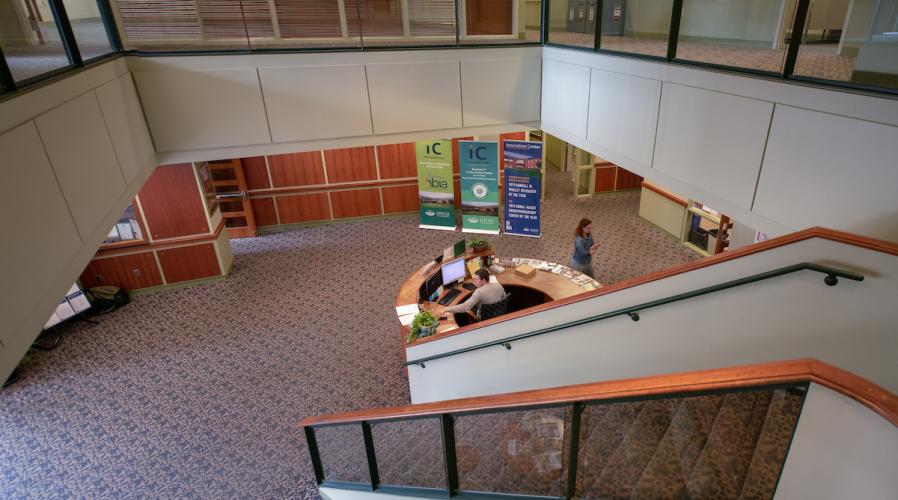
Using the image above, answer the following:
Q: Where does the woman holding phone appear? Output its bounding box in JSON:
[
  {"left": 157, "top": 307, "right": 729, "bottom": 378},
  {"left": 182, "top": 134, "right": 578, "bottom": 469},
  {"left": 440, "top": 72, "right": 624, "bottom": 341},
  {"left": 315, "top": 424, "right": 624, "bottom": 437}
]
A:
[{"left": 570, "top": 218, "right": 599, "bottom": 278}]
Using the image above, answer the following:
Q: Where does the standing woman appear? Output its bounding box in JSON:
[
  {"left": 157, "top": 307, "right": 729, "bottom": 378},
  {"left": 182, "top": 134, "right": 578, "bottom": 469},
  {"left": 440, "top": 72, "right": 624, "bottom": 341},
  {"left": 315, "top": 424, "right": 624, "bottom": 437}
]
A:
[{"left": 571, "top": 218, "right": 599, "bottom": 278}]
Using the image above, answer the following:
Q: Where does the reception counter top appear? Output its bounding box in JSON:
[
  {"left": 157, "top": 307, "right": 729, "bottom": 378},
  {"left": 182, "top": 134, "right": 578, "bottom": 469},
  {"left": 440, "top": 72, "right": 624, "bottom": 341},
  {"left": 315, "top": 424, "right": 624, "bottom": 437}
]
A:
[{"left": 397, "top": 250, "right": 601, "bottom": 346}]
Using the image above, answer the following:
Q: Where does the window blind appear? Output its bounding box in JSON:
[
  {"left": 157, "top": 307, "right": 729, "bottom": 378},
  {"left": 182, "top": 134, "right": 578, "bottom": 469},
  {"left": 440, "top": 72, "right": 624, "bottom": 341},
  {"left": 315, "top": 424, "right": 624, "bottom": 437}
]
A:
[
  {"left": 408, "top": 0, "right": 456, "bottom": 36},
  {"left": 274, "top": 0, "right": 343, "bottom": 38}
]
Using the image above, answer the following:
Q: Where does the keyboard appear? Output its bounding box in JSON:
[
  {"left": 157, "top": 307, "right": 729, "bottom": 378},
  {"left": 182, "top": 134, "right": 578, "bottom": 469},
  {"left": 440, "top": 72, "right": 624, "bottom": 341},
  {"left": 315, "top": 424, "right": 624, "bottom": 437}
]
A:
[
  {"left": 438, "top": 288, "right": 461, "bottom": 305},
  {"left": 462, "top": 282, "right": 477, "bottom": 291}
]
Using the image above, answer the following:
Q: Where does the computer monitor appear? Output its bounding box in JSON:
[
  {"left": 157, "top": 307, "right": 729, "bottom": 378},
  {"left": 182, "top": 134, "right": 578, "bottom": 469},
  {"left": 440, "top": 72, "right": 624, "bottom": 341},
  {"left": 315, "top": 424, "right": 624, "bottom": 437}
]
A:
[
  {"left": 441, "top": 258, "right": 466, "bottom": 286},
  {"left": 421, "top": 270, "right": 443, "bottom": 302}
]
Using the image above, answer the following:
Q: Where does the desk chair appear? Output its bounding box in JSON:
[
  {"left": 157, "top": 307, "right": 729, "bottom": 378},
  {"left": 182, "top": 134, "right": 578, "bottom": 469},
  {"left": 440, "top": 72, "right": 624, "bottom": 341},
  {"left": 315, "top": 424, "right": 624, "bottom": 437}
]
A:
[{"left": 478, "top": 293, "right": 511, "bottom": 321}]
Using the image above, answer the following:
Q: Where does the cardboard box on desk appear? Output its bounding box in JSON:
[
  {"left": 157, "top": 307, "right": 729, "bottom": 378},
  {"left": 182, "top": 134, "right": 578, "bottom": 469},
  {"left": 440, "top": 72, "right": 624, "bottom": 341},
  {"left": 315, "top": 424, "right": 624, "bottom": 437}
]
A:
[{"left": 515, "top": 264, "right": 536, "bottom": 278}]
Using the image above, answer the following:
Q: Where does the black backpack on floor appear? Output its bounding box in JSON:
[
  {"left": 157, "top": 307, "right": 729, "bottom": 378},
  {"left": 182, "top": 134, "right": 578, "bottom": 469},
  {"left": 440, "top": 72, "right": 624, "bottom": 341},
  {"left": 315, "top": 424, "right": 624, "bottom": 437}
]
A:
[{"left": 87, "top": 285, "right": 130, "bottom": 314}]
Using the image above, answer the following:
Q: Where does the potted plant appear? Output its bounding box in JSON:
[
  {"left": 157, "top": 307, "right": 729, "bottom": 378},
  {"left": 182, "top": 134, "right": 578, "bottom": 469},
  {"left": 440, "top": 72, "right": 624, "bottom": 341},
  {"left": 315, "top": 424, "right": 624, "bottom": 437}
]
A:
[
  {"left": 469, "top": 237, "right": 491, "bottom": 253},
  {"left": 407, "top": 311, "right": 438, "bottom": 343}
]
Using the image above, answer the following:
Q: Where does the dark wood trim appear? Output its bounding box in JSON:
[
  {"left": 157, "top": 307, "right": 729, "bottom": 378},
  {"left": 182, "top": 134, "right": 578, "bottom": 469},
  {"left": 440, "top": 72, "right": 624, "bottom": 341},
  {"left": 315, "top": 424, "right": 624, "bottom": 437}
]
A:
[
  {"left": 94, "top": 219, "right": 226, "bottom": 257},
  {"left": 299, "top": 359, "right": 898, "bottom": 429},
  {"left": 409, "top": 227, "right": 898, "bottom": 346},
  {"left": 641, "top": 181, "right": 687, "bottom": 207}
]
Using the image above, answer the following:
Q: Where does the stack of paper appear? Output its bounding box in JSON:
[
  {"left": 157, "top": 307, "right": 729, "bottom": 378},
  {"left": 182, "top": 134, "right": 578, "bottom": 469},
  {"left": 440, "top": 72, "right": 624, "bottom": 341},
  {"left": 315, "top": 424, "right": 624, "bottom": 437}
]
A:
[{"left": 395, "top": 304, "right": 419, "bottom": 316}]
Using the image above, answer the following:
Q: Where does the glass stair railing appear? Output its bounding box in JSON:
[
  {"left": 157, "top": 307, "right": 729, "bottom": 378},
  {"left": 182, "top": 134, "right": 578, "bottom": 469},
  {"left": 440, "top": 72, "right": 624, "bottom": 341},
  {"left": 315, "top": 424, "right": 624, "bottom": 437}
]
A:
[{"left": 303, "top": 383, "right": 807, "bottom": 499}]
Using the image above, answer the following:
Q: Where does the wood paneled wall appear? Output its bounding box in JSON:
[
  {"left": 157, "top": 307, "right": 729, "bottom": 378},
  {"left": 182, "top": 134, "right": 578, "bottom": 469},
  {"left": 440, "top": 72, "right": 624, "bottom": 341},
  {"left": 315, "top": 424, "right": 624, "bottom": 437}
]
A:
[
  {"left": 80, "top": 162, "right": 229, "bottom": 292},
  {"left": 138, "top": 163, "right": 210, "bottom": 239},
  {"left": 595, "top": 162, "right": 645, "bottom": 194},
  {"left": 244, "top": 135, "right": 531, "bottom": 228}
]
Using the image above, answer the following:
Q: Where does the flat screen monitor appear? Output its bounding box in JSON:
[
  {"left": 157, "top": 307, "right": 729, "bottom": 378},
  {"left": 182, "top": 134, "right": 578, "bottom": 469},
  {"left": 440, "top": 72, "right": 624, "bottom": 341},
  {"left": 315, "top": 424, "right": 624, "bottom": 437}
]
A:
[
  {"left": 441, "top": 258, "right": 466, "bottom": 286},
  {"left": 421, "top": 270, "right": 443, "bottom": 302}
]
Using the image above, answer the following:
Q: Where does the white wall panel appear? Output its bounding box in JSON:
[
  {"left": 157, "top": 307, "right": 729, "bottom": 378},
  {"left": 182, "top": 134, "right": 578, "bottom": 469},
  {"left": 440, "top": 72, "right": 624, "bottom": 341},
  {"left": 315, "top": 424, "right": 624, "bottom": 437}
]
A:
[
  {"left": 653, "top": 83, "right": 773, "bottom": 210},
  {"left": 259, "top": 65, "right": 373, "bottom": 143},
  {"left": 541, "top": 59, "right": 590, "bottom": 140},
  {"left": 755, "top": 106, "right": 898, "bottom": 241},
  {"left": 34, "top": 92, "right": 126, "bottom": 239},
  {"left": 0, "top": 123, "right": 82, "bottom": 345},
  {"left": 366, "top": 62, "right": 462, "bottom": 134},
  {"left": 776, "top": 384, "right": 898, "bottom": 499},
  {"left": 587, "top": 69, "right": 661, "bottom": 169},
  {"left": 461, "top": 59, "right": 541, "bottom": 127},
  {"left": 133, "top": 68, "right": 271, "bottom": 152},
  {"left": 95, "top": 74, "right": 156, "bottom": 183}
]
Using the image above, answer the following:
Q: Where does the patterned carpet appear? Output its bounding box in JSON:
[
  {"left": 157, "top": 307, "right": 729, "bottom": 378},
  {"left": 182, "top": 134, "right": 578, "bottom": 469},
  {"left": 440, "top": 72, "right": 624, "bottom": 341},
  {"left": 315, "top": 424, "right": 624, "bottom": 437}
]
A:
[{"left": 0, "top": 169, "right": 699, "bottom": 498}]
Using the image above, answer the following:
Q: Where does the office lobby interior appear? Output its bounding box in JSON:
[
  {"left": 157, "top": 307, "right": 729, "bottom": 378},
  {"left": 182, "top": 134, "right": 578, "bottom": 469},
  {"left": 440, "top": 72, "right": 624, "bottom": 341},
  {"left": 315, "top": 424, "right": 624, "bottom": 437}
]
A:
[{"left": 1, "top": 1, "right": 897, "bottom": 499}]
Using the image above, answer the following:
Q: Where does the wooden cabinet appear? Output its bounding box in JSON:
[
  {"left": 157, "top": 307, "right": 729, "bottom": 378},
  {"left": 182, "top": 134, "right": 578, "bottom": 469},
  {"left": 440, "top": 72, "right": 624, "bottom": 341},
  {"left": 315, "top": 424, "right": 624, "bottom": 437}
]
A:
[
  {"left": 138, "top": 163, "right": 210, "bottom": 240},
  {"left": 80, "top": 253, "right": 163, "bottom": 290},
  {"left": 157, "top": 244, "right": 221, "bottom": 284}
]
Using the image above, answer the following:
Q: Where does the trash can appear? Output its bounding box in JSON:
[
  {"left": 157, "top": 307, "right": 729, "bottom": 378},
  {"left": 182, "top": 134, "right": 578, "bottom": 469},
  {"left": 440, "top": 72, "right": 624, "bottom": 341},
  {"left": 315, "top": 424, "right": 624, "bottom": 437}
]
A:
[{"left": 602, "top": 0, "right": 626, "bottom": 36}]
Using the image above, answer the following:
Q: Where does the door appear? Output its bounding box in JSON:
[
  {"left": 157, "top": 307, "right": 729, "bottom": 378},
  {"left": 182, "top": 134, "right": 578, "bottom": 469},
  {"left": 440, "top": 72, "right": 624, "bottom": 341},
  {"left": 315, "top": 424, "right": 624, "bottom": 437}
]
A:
[{"left": 208, "top": 159, "right": 257, "bottom": 238}]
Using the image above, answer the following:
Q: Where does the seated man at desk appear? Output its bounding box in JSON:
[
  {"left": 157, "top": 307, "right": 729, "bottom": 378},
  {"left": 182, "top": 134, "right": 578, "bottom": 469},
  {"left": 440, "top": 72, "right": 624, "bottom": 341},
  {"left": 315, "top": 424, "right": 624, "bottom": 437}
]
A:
[{"left": 443, "top": 268, "right": 506, "bottom": 327}]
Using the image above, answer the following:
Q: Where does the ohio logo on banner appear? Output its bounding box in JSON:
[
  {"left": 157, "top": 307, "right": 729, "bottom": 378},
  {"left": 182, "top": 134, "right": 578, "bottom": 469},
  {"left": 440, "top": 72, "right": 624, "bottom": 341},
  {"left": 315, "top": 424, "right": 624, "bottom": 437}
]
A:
[
  {"left": 416, "top": 140, "right": 456, "bottom": 230},
  {"left": 459, "top": 141, "right": 500, "bottom": 234},
  {"left": 503, "top": 140, "right": 543, "bottom": 238}
]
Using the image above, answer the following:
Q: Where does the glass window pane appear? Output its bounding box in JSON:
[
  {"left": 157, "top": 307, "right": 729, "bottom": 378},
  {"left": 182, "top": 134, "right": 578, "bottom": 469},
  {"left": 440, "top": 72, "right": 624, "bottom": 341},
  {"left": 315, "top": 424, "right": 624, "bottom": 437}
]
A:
[
  {"left": 575, "top": 388, "right": 804, "bottom": 498},
  {"left": 548, "top": 0, "right": 597, "bottom": 49},
  {"left": 0, "top": 1, "right": 71, "bottom": 82},
  {"left": 253, "top": 0, "right": 362, "bottom": 50},
  {"left": 62, "top": 0, "right": 114, "bottom": 60},
  {"left": 115, "top": 0, "right": 251, "bottom": 51},
  {"left": 600, "top": 0, "right": 672, "bottom": 58},
  {"left": 372, "top": 418, "right": 446, "bottom": 489},
  {"left": 315, "top": 424, "right": 371, "bottom": 484},
  {"left": 674, "top": 0, "right": 793, "bottom": 73},
  {"left": 343, "top": 0, "right": 457, "bottom": 48},
  {"left": 793, "top": 0, "right": 898, "bottom": 91},
  {"left": 455, "top": 407, "right": 570, "bottom": 496},
  {"left": 461, "top": 0, "right": 541, "bottom": 45}
]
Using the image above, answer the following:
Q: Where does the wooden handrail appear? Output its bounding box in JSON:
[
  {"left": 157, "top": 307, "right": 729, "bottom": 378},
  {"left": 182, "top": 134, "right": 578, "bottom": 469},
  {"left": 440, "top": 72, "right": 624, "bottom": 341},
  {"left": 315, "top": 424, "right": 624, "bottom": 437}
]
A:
[
  {"left": 408, "top": 227, "right": 898, "bottom": 347},
  {"left": 299, "top": 359, "right": 898, "bottom": 428}
]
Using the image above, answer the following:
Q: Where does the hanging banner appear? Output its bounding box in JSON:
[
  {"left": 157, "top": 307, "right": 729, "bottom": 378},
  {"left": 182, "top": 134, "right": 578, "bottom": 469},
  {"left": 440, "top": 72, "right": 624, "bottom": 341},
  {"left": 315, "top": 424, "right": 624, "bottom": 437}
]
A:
[
  {"left": 503, "top": 140, "right": 543, "bottom": 238},
  {"left": 459, "top": 141, "right": 500, "bottom": 234},
  {"left": 416, "top": 140, "right": 456, "bottom": 230}
]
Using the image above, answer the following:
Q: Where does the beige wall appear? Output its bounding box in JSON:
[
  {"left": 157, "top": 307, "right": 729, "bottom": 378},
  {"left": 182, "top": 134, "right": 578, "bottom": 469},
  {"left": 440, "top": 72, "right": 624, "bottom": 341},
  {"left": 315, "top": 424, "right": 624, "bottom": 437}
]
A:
[{"left": 0, "top": 59, "right": 156, "bottom": 381}]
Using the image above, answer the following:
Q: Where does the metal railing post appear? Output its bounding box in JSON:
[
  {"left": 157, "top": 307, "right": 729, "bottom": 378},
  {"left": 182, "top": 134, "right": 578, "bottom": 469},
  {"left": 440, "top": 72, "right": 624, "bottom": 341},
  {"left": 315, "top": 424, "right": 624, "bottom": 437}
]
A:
[
  {"left": 666, "top": 0, "right": 684, "bottom": 61},
  {"left": 565, "top": 403, "right": 584, "bottom": 498},
  {"left": 593, "top": 0, "right": 603, "bottom": 51},
  {"left": 304, "top": 427, "right": 325, "bottom": 485},
  {"left": 441, "top": 414, "right": 459, "bottom": 495},
  {"left": 48, "top": 0, "right": 83, "bottom": 67},
  {"left": 95, "top": 0, "right": 124, "bottom": 52},
  {"left": 0, "top": 46, "right": 16, "bottom": 91},
  {"left": 361, "top": 421, "right": 380, "bottom": 490},
  {"left": 783, "top": 0, "right": 811, "bottom": 77}
]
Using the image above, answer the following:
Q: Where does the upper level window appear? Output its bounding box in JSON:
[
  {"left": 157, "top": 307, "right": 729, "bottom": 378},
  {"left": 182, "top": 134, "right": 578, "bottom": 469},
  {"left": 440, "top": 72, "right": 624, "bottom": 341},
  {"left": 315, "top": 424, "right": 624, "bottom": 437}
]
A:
[
  {"left": 0, "top": 0, "right": 71, "bottom": 82},
  {"left": 61, "top": 0, "right": 115, "bottom": 61},
  {"left": 103, "top": 202, "right": 145, "bottom": 245}
]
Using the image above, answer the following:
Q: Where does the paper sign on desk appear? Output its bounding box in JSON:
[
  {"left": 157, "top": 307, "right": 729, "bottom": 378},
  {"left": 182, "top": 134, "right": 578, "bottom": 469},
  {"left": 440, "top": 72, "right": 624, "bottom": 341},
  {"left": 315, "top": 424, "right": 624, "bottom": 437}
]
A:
[
  {"left": 396, "top": 304, "right": 419, "bottom": 316},
  {"left": 399, "top": 313, "right": 417, "bottom": 326}
]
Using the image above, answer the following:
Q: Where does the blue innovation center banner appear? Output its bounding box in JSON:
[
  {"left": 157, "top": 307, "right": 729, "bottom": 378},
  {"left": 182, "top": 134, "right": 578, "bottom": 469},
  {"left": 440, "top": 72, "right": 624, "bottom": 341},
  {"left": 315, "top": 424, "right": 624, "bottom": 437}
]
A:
[{"left": 503, "top": 140, "right": 542, "bottom": 238}]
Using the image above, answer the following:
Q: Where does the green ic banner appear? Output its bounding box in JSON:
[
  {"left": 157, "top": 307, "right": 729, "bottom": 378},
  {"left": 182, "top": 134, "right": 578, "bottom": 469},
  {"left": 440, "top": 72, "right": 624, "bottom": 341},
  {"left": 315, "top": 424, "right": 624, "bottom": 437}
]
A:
[
  {"left": 416, "top": 140, "right": 456, "bottom": 230},
  {"left": 459, "top": 141, "right": 500, "bottom": 234}
]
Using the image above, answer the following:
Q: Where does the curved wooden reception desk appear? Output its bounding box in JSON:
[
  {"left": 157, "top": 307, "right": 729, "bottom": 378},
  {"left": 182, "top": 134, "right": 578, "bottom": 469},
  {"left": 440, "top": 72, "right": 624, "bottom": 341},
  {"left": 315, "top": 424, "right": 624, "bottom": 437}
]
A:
[{"left": 397, "top": 249, "right": 600, "bottom": 347}]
